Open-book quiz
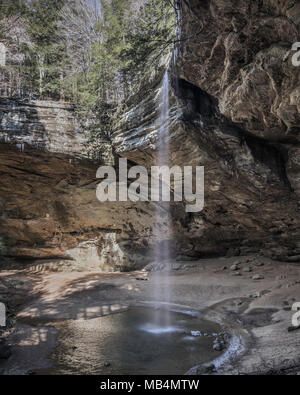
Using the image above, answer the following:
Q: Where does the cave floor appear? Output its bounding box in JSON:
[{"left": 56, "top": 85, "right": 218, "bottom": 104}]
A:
[{"left": 0, "top": 255, "right": 300, "bottom": 375}]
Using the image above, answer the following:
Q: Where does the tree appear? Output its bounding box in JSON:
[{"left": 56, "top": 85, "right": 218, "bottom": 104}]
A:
[
  {"left": 67, "top": 0, "right": 176, "bottom": 159},
  {"left": 25, "top": 0, "right": 66, "bottom": 99},
  {"left": 1, "top": 0, "right": 177, "bottom": 105},
  {"left": 72, "top": 0, "right": 176, "bottom": 108},
  {"left": 0, "top": 0, "right": 27, "bottom": 40},
  {"left": 122, "top": 0, "right": 176, "bottom": 78},
  {"left": 58, "top": 0, "right": 103, "bottom": 83},
  {"left": 0, "top": 1, "right": 31, "bottom": 97}
]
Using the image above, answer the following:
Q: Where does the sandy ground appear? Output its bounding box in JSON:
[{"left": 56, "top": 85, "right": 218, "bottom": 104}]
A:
[{"left": 0, "top": 255, "right": 299, "bottom": 375}]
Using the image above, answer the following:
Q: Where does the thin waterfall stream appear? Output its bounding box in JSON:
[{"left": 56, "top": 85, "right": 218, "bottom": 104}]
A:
[{"left": 151, "top": 70, "right": 173, "bottom": 332}]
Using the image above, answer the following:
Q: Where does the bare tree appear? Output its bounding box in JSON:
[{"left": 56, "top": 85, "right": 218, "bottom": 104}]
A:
[
  {"left": 58, "top": 0, "right": 103, "bottom": 81},
  {"left": 0, "top": 16, "right": 32, "bottom": 98}
]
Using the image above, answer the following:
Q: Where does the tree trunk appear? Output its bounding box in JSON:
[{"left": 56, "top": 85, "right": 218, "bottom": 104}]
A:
[
  {"left": 38, "top": 55, "right": 44, "bottom": 98},
  {"left": 60, "top": 71, "right": 65, "bottom": 101}
]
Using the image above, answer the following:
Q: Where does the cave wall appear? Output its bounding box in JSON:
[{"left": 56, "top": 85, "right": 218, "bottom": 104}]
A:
[
  {"left": 112, "top": 0, "right": 300, "bottom": 261},
  {"left": 175, "top": 0, "right": 300, "bottom": 260},
  {"left": 177, "top": 0, "right": 300, "bottom": 194},
  {"left": 0, "top": 100, "right": 169, "bottom": 271}
]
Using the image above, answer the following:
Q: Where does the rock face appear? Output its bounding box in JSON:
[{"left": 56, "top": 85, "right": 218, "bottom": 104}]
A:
[
  {"left": 112, "top": 0, "right": 300, "bottom": 261},
  {"left": 0, "top": 141, "right": 173, "bottom": 271},
  {"left": 0, "top": 100, "right": 170, "bottom": 271},
  {"left": 1, "top": 1, "right": 300, "bottom": 269},
  {"left": 0, "top": 99, "right": 86, "bottom": 156},
  {"left": 177, "top": 0, "right": 300, "bottom": 195}
]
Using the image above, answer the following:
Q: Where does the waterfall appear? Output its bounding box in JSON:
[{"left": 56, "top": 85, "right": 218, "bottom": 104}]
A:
[
  {"left": 158, "top": 72, "right": 170, "bottom": 166},
  {"left": 148, "top": 2, "right": 182, "bottom": 331},
  {"left": 152, "top": 71, "right": 172, "bottom": 329}
]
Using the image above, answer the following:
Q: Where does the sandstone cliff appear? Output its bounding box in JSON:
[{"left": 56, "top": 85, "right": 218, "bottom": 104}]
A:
[
  {"left": 112, "top": 0, "right": 300, "bottom": 262},
  {"left": 1, "top": 0, "right": 300, "bottom": 270},
  {"left": 0, "top": 100, "right": 168, "bottom": 271}
]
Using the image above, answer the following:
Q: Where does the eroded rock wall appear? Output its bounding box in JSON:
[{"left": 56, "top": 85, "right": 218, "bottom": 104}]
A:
[
  {"left": 0, "top": 100, "right": 167, "bottom": 271},
  {"left": 177, "top": 0, "right": 300, "bottom": 195},
  {"left": 1, "top": 1, "right": 300, "bottom": 269},
  {"left": 0, "top": 99, "right": 86, "bottom": 156},
  {"left": 112, "top": 0, "right": 300, "bottom": 261}
]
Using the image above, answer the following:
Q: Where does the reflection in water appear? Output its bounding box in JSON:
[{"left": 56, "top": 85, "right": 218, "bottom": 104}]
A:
[
  {"left": 139, "top": 323, "right": 183, "bottom": 335},
  {"left": 45, "top": 307, "right": 221, "bottom": 375}
]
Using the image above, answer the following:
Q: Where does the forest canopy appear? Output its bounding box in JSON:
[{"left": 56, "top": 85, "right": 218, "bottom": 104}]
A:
[{"left": 0, "top": 0, "right": 177, "bottom": 109}]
